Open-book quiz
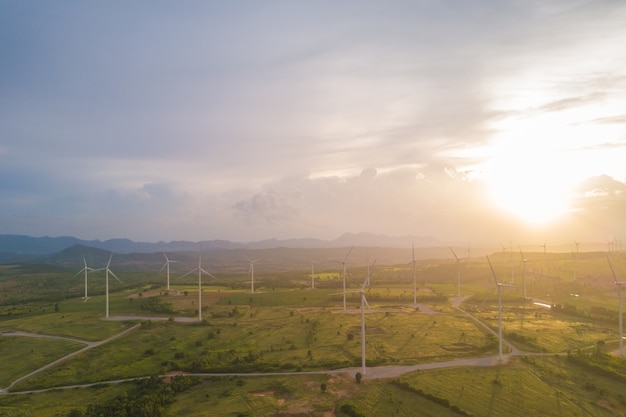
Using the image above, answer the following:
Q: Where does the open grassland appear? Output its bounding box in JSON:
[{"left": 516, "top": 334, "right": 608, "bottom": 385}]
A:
[
  {"left": 0, "top": 310, "right": 134, "bottom": 341},
  {"left": 0, "top": 383, "right": 130, "bottom": 417},
  {"left": 3, "top": 355, "right": 626, "bottom": 417},
  {"left": 396, "top": 356, "right": 626, "bottom": 417},
  {"left": 1, "top": 251, "right": 625, "bottom": 415},
  {"left": 9, "top": 299, "right": 498, "bottom": 391},
  {"left": 0, "top": 336, "right": 83, "bottom": 387}
]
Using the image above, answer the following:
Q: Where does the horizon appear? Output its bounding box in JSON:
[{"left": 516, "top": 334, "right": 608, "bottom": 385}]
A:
[{"left": 1, "top": 2, "right": 625, "bottom": 244}]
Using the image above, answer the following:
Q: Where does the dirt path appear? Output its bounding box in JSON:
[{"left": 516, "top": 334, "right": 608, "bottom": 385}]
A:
[{"left": 0, "top": 323, "right": 141, "bottom": 393}]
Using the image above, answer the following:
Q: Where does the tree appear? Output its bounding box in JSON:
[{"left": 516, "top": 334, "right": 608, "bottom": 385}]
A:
[
  {"left": 355, "top": 372, "right": 362, "bottom": 384},
  {"left": 320, "top": 383, "right": 327, "bottom": 393}
]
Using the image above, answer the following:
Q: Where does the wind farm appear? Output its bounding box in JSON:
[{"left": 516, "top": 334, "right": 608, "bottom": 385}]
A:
[
  {"left": 1, "top": 238, "right": 626, "bottom": 416},
  {"left": 4, "top": 1, "right": 626, "bottom": 415}
]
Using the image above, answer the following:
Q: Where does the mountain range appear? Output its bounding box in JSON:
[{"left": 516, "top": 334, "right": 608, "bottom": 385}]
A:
[
  {"left": 0, "top": 232, "right": 439, "bottom": 255},
  {"left": 0, "top": 233, "right": 445, "bottom": 268}
]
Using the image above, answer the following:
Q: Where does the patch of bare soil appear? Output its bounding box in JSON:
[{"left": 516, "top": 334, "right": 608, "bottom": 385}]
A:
[
  {"left": 127, "top": 289, "right": 172, "bottom": 299},
  {"left": 162, "top": 371, "right": 190, "bottom": 383}
]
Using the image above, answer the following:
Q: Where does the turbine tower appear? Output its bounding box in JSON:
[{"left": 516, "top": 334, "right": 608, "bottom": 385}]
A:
[
  {"left": 180, "top": 256, "right": 216, "bottom": 321},
  {"left": 411, "top": 243, "right": 417, "bottom": 305},
  {"left": 510, "top": 240, "right": 514, "bottom": 284},
  {"left": 608, "top": 257, "right": 624, "bottom": 357},
  {"left": 519, "top": 249, "right": 527, "bottom": 299},
  {"left": 160, "top": 253, "right": 178, "bottom": 291},
  {"left": 246, "top": 257, "right": 260, "bottom": 293},
  {"left": 331, "top": 247, "right": 353, "bottom": 311},
  {"left": 310, "top": 259, "right": 318, "bottom": 289},
  {"left": 487, "top": 255, "right": 514, "bottom": 361},
  {"left": 571, "top": 248, "right": 576, "bottom": 282},
  {"left": 103, "top": 253, "right": 122, "bottom": 319},
  {"left": 74, "top": 256, "right": 96, "bottom": 301},
  {"left": 365, "top": 256, "right": 376, "bottom": 287},
  {"left": 331, "top": 278, "right": 371, "bottom": 375},
  {"left": 450, "top": 247, "right": 461, "bottom": 299}
]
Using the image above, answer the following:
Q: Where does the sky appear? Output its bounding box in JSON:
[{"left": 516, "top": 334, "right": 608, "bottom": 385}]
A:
[{"left": 1, "top": 1, "right": 626, "bottom": 245}]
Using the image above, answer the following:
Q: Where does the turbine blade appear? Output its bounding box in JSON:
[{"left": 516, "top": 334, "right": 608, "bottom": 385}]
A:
[
  {"left": 363, "top": 294, "right": 373, "bottom": 314},
  {"left": 450, "top": 247, "right": 458, "bottom": 261},
  {"left": 200, "top": 268, "right": 216, "bottom": 279},
  {"left": 479, "top": 286, "right": 497, "bottom": 310},
  {"left": 179, "top": 268, "right": 197, "bottom": 279},
  {"left": 344, "top": 246, "right": 354, "bottom": 262},
  {"left": 608, "top": 256, "right": 618, "bottom": 284},
  {"left": 109, "top": 269, "right": 122, "bottom": 283},
  {"left": 106, "top": 253, "right": 113, "bottom": 268},
  {"left": 486, "top": 255, "right": 499, "bottom": 285}
]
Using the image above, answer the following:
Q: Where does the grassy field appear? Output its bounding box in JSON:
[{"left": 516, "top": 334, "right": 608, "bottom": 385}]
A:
[{"left": 1, "top": 252, "right": 625, "bottom": 416}]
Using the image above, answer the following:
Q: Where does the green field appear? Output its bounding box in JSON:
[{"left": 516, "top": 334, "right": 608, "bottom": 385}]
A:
[{"left": 1, "top": 251, "right": 625, "bottom": 416}]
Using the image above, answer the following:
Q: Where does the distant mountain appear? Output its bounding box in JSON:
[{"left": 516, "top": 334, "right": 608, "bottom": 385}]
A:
[{"left": 0, "top": 233, "right": 441, "bottom": 258}]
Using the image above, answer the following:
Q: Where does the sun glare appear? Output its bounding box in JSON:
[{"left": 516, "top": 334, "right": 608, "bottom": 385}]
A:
[{"left": 485, "top": 128, "right": 577, "bottom": 226}]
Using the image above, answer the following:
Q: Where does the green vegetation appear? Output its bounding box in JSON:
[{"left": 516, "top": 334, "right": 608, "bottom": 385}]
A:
[{"left": 0, "top": 251, "right": 625, "bottom": 415}]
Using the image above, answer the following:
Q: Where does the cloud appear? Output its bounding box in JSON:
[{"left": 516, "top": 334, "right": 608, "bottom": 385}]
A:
[{"left": 1, "top": 2, "right": 625, "bottom": 242}]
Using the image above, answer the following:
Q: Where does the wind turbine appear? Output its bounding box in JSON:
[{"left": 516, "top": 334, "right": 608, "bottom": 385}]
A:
[
  {"left": 510, "top": 240, "right": 514, "bottom": 284},
  {"left": 310, "top": 259, "right": 318, "bottom": 289},
  {"left": 450, "top": 247, "right": 461, "bottom": 299},
  {"left": 246, "top": 257, "right": 260, "bottom": 293},
  {"left": 74, "top": 256, "right": 96, "bottom": 301},
  {"left": 519, "top": 249, "right": 527, "bottom": 299},
  {"left": 331, "top": 278, "right": 371, "bottom": 375},
  {"left": 607, "top": 257, "right": 624, "bottom": 357},
  {"left": 103, "top": 253, "right": 122, "bottom": 319},
  {"left": 540, "top": 241, "right": 547, "bottom": 256},
  {"left": 331, "top": 247, "right": 353, "bottom": 311},
  {"left": 180, "top": 256, "right": 216, "bottom": 321},
  {"left": 410, "top": 243, "right": 418, "bottom": 305},
  {"left": 571, "top": 248, "right": 576, "bottom": 282},
  {"left": 365, "top": 255, "right": 376, "bottom": 287},
  {"left": 160, "top": 253, "right": 179, "bottom": 291},
  {"left": 487, "top": 255, "right": 515, "bottom": 361}
]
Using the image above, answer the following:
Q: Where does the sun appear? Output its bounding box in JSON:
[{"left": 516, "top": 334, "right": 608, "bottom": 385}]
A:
[
  {"left": 484, "top": 140, "right": 575, "bottom": 227},
  {"left": 488, "top": 171, "right": 572, "bottom": 226}
]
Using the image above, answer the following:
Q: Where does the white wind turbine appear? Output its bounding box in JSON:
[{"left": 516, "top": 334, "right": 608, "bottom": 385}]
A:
[
  {"left": 365, "top": 255, "right": 376, "bottom": 287},
  {"left": 607, "top": 257, "right": 624, "bottom": 357},
  {"left": 180, "top": 256, "right": 216, "bottom": 321},
  {"left": 519, "top": 249, "right": 527, "bottom": 299},
  {"left": 487, "top": 255, "right": 515, "bottom": 361},
  {"left": 331, "top": 247, "right": 353, "bottom": 311},
  {"left": 246, "top": 257, "right": 260, "bottom": 293},
  {"left": 509, "top": 240, "right": 514, "bottom": 284},
  {"left": 103, "top": 253, "right": 122, "bottom": 319},
  {"left": 310, "top": 259, "right": 318, "bottom": 289},
  {"left": 410, "top": 243, "right": 418, "bottom": 305},
  {"left": 450, "top": 247, "right": 462, "bottom": 299},
  {"left": 74, "top": 256, "right": 96, "bottom": 301},
  {"left": 160, "top": 253, "right": 179, "bottom": 291},
  {"left": 571, "top": 248, "right": 576, "bottom": 282},
  {"left": 331, "top": 278, "right": 371, "bottom": 375}
]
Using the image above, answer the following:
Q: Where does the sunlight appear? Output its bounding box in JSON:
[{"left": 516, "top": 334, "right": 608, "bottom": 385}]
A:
[{"left": 484, "top": 117, "right": 578, "bottom": 226}]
